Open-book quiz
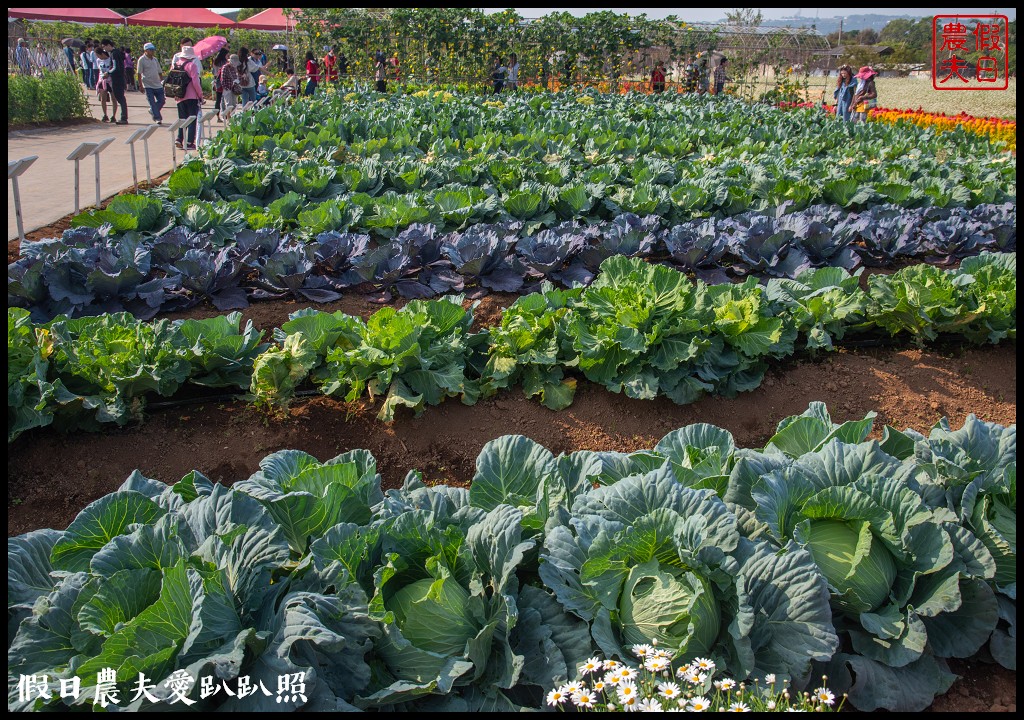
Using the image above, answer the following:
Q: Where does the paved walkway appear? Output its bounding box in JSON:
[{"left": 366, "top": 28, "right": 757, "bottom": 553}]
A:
[{"left": 8, "top": 88, "right": 225, "bottom": 241}]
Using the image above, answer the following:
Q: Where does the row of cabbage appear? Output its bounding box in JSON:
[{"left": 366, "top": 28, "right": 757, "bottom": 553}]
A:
[
  {"left": 9, "top": 253, "right": 1015, "bottom": 441},
  {"left": 215, "top": 91, "right": 1012, "bottom": 162},
  {"left": 9, "top": 202, "right": 1015, "bottom": 322},
  {"left": 57, "top": 136, "right": 1014, "bottom": 256},
  {"left": 13, "top": 94, "right": 1014, "bottom": 305},
  {"left": 209, "top": 93, "right": 1013, "bottom": 201},
  {"left": 140, "top": 140, "right": 1013, "bottom": 235},
  {"left": 9, "top": 404, "right": 1015, "bottom": 711}
]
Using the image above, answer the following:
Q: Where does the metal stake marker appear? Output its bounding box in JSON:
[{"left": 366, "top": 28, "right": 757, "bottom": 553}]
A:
[
  {"left": 137, "top": 124, "right": 161, "bottom": 184},
  {"left": 66, "top": 141, "right": 100, "bottom": 214},
  {"left": 89, "top": 137, "right": 116, "bottom": 208},
  {"left": 200, "top": 111, "right": 215, "bottom": 145},
  {"left": 166, "top": 117, "right": 197, "bottom": 168},
  {"left": 181, "top": 116, "right": 197, "bottom": 155},
  {"left": 124, "top": 127, "right": 147, "bottom": 191},
  {"left": 8, "top": 155, "right": 39, "bottom": 243}
]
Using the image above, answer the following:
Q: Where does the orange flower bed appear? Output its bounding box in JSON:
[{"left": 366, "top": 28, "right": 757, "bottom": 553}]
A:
[{"left": 869, "top": 107, "right": 1016, "bottom": 151}]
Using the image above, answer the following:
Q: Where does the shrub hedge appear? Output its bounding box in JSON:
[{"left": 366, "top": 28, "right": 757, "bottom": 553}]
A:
[{"left": 8, "top": 71, "right": 90, "bottom": 125}]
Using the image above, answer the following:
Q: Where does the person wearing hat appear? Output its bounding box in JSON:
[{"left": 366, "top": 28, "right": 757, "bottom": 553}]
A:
[
  {"left": 171, "top": 37, "right": 203, "bottom": 77},
  {"left": 137, "top": 43, "right": 165, "bottom": 125},
  {"left": 850, "top": 66, "right": 878, "bottom": 124},
  {"left": 15, "top": 38, "right": 32, "bottom": 75},
  {"left": 218, "top": 54, "right": 243, "bottom": 121},
  {"left": 171, "top": 45, "right": 203, "bottom": 150}
]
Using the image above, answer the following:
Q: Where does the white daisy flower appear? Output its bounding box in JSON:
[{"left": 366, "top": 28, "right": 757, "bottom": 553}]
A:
[
  {"left": 645, "top": 657, "right": 670, "bottom": 672},
  {"left": 653, "top": 648, "right": 675, "bottom": 660},
  {"left": 621, "top": 695, "right": 639, "bottom": 711},
  {"left": 687, "top": 696, "right": 711, "bottom": 712},
  {"left": 638, "top": 698, "right": 664, "bottom": 711},
  {"left": 632, "top": 643, "right": 655, "bottom": 658},
  {"left": 658, "top": 681, "right": 682, "bottom": 699},
  {"left": 764, "top": 674, "right": 776, "bottom": 685},
  {"left": 728, "top": 701, "right": 750, "bottom": 712},
  {"left": 683, "top": 671, "right": 702, "bottom": 685},
  {"left": 676, "top": 664, "right": 693, "bottom": 678},
  {"left": 785, "top": 708, "right": 806, "bottom": 712},
  {"left": 617, "top": 682, "right": 639, "bottom": 702},
  {"left": 814, "top": 687, "right": 835, "bottom": 706},
  {"left": 605, "top": 670, "right": 624, "bottom": 686},
  {"left": 593, "top": 681, "right": 607, "bottom": 693},
  {"left": 572, "top": 689, "right": 596, "bottom": 708},
  {"left": 714, "top": 678, "right": 736, "bottom": 691},
  {"left": 692, "top": 657, "right": 715, "bottom": 672},
  {"left": 563, "top": 681, "right": 581, "bottom": 695},
  {"left": 766, "top": 700, "right": 777, "bottom": 710},
  {"left": 604, "top": 659, "right": 623, "bottom": 670},
  {"left": 579, "top": 656, "right": 603, "bottom": 675},
  {"left": 545, "top": 687, "right": 567, "bottom": 706},
  {"left": 618, "top": 666, "right": 638, "bottom": 681}
]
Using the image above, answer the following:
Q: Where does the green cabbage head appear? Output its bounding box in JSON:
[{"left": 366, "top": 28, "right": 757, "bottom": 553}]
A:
[
  {"left": 803, "top": 519, "right": 896, "bottom": 613},
  {"left": 618, "top": 562, "right": 721, "bottom": 655},
  {"left": 386, "top": 575, "right": 476, "bottom": 656}
]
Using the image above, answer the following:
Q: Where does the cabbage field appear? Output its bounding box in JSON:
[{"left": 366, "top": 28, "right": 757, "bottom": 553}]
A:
[{"left": 7, "top": 90, "right": 1016, "bottom": 713}]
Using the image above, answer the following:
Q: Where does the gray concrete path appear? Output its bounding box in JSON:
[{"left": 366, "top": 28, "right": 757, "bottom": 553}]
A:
[{"left": 8, "top": 87, "right": 225, "bottom": 241}]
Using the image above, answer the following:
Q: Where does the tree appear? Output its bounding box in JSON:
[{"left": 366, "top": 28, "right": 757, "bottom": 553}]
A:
[
  {"left": 856, "top": 28, "right": 878, "bottom": 45},
  {"left": 236, "top": 8, "right": 268, "bottom": 22},
  {"left": 724, "top": 8, "right": 763, "bottom": 27}
]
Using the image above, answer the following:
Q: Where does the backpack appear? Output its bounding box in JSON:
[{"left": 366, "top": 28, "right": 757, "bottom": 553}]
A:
[{"left": 164, "top": 60, "right": 191, "bottom": 99}]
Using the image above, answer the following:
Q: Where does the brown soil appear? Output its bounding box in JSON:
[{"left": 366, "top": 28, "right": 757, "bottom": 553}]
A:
[
  {"left": 928, "top": 659, "right": 1017, "bottom": 713},
  {"left": 9, "top": 343, "right": 1015, "bottom": 536},
  {"left": 158, "top": 291, "right": 519, "bottom": 334}
]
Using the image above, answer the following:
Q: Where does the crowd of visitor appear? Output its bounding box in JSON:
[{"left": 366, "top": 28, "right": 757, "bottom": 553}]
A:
[{"left": 11, "top": 37, "right": 880, "bottom": 130}]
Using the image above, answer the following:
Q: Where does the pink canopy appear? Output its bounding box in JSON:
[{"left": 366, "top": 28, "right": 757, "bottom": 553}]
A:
[
  {"left": 235, "top": 8, "right": 298, "bottom": 31},
  {"left": 8, "top": 8, "right": 125, "bottom": 24},
  {"left": 126, "top": 8, "right": 234, "bottom": 28}
]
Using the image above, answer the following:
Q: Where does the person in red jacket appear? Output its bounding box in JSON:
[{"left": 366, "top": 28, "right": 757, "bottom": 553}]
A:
[
  {"left": 650, "top": 60, "right": 667, "bottom": 93},
  {"left": 304, "top": 51, "right": 320, "bottom": 96},
  {"left": 323, "top": 46, "right": 339, "bottom": 86}
]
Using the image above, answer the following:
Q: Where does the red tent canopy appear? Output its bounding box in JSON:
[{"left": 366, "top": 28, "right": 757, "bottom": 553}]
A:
[
  {"left": 8, "top": 8, "right": 126, "bottom": 24},
  {"left": 126, "top": 8, "right": 234, "bottom": 28},
  {"left": 235, "top": 8, "right": 298, "bottom": 31}
]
